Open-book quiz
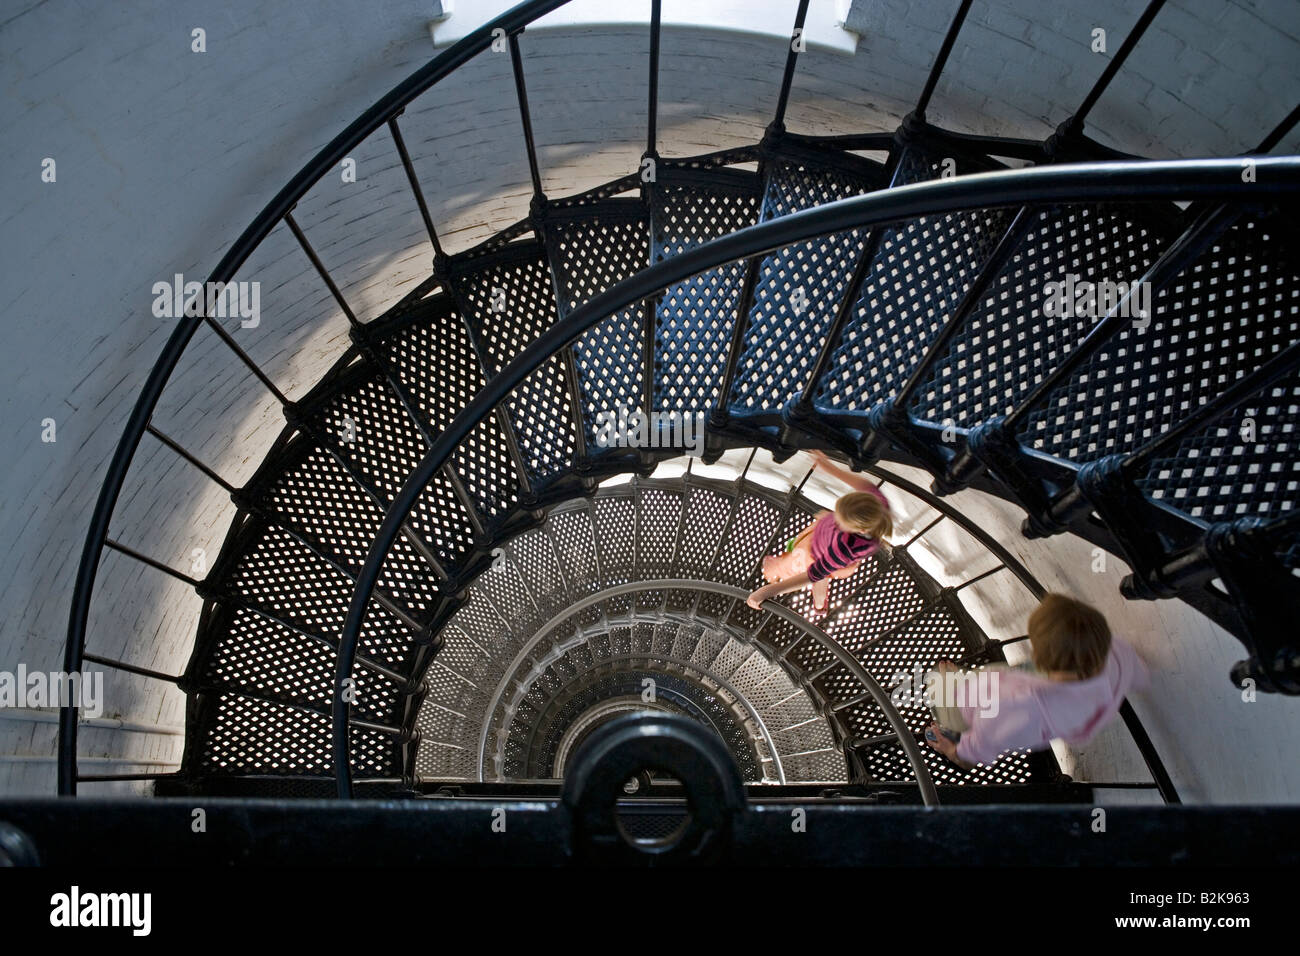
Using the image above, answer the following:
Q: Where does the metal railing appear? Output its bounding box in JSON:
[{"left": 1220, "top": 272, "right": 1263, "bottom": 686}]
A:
[
  {"left": 58, "top": 0, "right": 1297, "bottom": 797},
  {"left": 327, "top": 157, "right": 1300, "bottom": 795}
]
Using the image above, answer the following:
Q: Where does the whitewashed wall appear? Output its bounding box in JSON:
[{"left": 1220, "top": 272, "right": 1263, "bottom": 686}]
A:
[{"left": 1, "top": 0, "right": 1296, "bottom": 796}]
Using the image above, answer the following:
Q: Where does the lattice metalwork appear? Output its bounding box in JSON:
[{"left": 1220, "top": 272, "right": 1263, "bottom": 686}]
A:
[
  {"left": 223, "top": 523, "right": 415, "bottom": 669},
  {"left": 652, "top": 174, "right": 761, "bottom": 413},
  {"left": 260, "top": 442, "right": 439, "bottom": 620},
  {"left": 204, "top": 451, "right": 1054, "bottom": 791},
  {"left": 202, "top": 608, "right": 337, "bottom": 714},
  {"left": 634, "top": 587, "right": 666, "bottom": 614},
  {"left": 714, "top": 493, "right": 785, "bottom": 586},
  {"left": 199, "top": 693, "right": 396, "bottom": 777},
  {"left": 448, "top": 588, "right": 516, "bottom": 662},
  {"left": 473, "top": 547, "right": 544, "bottom": 637},
  {"left": 201, "top": 608, "right": 402, "bottom": 725},
  {"left": 843, "top": 606, "right": 1035, "bottom": 787},
  {"left": 815, "top": 149, "right": 1014, "bottom": 413},
  {"left": 728, "top": 158, "right": 877, "bottom": 414},
  {"left": 823, "top": 562, "right": 928, "bottom": 655},
  {"left": 593, "top": 494, "right": 636, "bottom": 584},
  {"left": 910, "top": 203, "right": 1176, "bottom": 424},
  {"left": 549, "top": 206, "right": 649, "bottom": 444},
  {"left": 693, "top": 589, "right": 733, "bottom": 623},
  {"left": 1135, "top": 364, "right": 1300, "bottom": 523},
  {"left": 371, "top": 303, "right": 523, "bottom": 518},
  {"left": 507, "top": 527, "right": 567, "bottom": 617},
  {"left": 456, "top": 244, "right": 579, "bottom": 485},
  {"left": 722, "top": 596, "right": 766, "bottom": 634},
  {"left": 1021, "top": 213, "right": 1300, "bottom": 461},
  {"left": 515, "top": 669, "right": 762, "bottom": 779},
  {"left": 492, "top": 627, "right": 781, "bottom": 781},
  {"left": 675, "top": 485, "right": 735, "bottom": 576},
  {"left": 548, "top": 507, "right": 600, "bottom": 595},
  {"left": 408, "top": 473, "right": 1051, "bottom": 790},
  {"left": 174, "top": 130, "right": 1186, "bottom": 792},
  {"left": 406, "top": 470, "right": 477, "bottom": 568},
  {"left": 636, "top": 485, "right": 684, "bottom": 578},
  {"left": 300, "top": 368, "right": 479, "bottom": 567},
  {"left": 305, "top": 369, "right": 428, "bottom": 505},
  {"left": 262, "top": 443, "right": 386, "bottom": 573}
]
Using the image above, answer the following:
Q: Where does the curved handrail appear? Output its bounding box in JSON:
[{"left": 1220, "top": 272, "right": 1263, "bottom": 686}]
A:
[
  {"left": 330, "top": 157, "right": 1300, "bottom": 795},
  {"left": 469, "top": 468, "right": 1039, "bottom": 791},
  {"left": 493, "top": 578, "right": 941, "bottom": 805},
  {"left": 476, "top": 579, "right": 791, "bottom": 785},
  {"left": 58, "top": 0, "right": 577, "bottom": 795},
  {"left": 60, "top": 0, "right": 1267, "bottom": 796}
]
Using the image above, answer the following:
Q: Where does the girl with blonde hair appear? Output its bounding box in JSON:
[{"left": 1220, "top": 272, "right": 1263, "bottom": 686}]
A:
[{"left": 746, "top": 450, "right": 893, "bottom": 615}]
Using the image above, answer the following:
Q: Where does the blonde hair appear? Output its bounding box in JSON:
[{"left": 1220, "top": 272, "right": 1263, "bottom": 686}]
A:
[
  {"left": 835, "top": 491, "right": 892, "bottom": 542},
  {"left": 1028, "top": 593, "right": 1111, "bottom": 678}
]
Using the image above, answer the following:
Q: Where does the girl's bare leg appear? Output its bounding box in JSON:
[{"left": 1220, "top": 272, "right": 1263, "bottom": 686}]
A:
[
  {"left": 764, "top": 546, "right": 810, "bottom": 584},
  {"left": 810, "top": 576, "right": 830, "bottom": 611}
]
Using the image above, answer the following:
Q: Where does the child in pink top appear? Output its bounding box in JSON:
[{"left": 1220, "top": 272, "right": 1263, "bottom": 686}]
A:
[
  {"left": 747, "top": 451, "right": 893, "bottom": 614},
  {"left": 926, "top": 593, "right": 1150, "bottom": 769}
]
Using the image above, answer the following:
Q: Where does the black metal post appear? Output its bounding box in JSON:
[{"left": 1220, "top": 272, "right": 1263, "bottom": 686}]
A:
[
  {"left": 388, "top": 114, "right": 446, "bottom": 259},
  {"left": 509, "top": 31, "right": 546, "bottom": 203},
  {"left": 646, "top": 0, "right": 662, "bottom": 158},
  {"left": 82, "top": 653, "right": 183, "bottom": 685},
  {"left": 104, "top": 539, "right": 203, "bottom": 588},
  {"left": 146, "top": 423, "right": 237, "bottom": 494},
  {"left": 286, "top": 210, "right": 359, "bottom": 327},
  {"left": 202, "top": 316, "right": 293, "bottom": 407},
  {"left": 771, "top": 0, "right": 810, "bottom": 131},
  {"left": 914, "top": 0, "right": 973, "bottom": 122},
  {"left": 1063, "top": 0, "right": 1168, "bottom": 135}
]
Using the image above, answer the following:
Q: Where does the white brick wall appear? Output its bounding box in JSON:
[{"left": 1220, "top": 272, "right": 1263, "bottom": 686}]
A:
[{"left": 1, "top": 0, "right": 1296, "bottom": 796}]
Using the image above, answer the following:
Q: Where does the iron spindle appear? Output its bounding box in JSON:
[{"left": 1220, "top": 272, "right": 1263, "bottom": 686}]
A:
[
  {"left": 914, "top": 0, "right": 974, "bottom": 122},
  {"left": 286, "top": 211, "right": 359, "bottom": 327},
  {"left": 388, "top": 114, "right": 445, "bottom": 258}
]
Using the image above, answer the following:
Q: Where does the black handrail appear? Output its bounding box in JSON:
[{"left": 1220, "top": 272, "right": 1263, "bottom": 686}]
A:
[
  {"left": 329, "top": 157, "right": 1300, "bottom": 795},
  {"left": 59, "top": 0, "right": 1296, "bottom": 802}
]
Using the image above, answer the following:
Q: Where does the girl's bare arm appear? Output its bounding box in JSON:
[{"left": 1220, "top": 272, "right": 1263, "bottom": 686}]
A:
[
  {"left": 810, "top": 450, "right": 880, "bottom": 493},
  {"left": 746, "top": 571, "right": 812, "bottom": 608}
]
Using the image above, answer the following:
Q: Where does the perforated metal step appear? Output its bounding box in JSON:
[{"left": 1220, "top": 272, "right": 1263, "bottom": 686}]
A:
[
  {"left": 175, "top": 143, "right": 1297, "bottom": 792},
  {"left": 413, "top": 474, "right": 1041, "bottom": 790}
]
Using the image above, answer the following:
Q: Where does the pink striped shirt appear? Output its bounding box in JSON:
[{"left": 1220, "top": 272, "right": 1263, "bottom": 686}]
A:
[{"left": 806, "top": 484, "right": 890, "bottom": 583}]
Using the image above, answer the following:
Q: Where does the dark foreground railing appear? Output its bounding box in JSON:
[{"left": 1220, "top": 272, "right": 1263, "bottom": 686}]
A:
[{"left": 4, "top": 798, "right": 1298, "bottom": 866}]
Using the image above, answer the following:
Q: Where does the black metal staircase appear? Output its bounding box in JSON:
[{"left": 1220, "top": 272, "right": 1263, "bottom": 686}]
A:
[{"left": 57, "top": 0, "right": 1300, "bottom": 809}]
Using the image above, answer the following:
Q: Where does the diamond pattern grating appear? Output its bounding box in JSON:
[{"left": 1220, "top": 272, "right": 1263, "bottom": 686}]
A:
[{"left": 179, "top": 149, "right": 1274, "bottom": 795}]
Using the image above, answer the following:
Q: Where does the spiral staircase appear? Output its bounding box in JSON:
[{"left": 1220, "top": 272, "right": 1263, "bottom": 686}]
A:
[{"left": 8, "top": 0, "right": 1296, "bottom": 863}]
